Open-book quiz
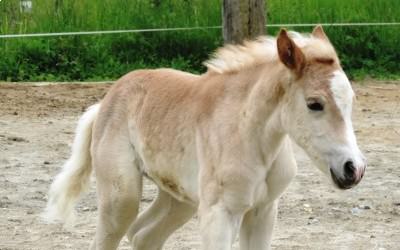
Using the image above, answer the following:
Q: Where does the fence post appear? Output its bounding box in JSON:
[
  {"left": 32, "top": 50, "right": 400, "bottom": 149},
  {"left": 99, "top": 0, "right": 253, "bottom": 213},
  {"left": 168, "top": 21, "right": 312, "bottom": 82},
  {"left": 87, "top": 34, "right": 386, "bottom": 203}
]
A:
[{"left": 222, "top": 0, "right": 266, "bottom": 44}]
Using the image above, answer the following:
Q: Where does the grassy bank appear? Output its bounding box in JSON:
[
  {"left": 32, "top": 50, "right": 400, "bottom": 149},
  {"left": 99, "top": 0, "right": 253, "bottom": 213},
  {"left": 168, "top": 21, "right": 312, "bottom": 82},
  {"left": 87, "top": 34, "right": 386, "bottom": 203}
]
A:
[{"left": 0, "top": 0, "right": 399, "bottom": 81}]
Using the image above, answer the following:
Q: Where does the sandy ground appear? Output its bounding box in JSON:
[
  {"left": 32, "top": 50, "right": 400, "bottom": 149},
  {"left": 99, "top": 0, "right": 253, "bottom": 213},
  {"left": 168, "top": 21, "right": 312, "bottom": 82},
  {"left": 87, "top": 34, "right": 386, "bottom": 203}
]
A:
[{"left": 0, "top": 80, "right": 399, "bottom": 250}]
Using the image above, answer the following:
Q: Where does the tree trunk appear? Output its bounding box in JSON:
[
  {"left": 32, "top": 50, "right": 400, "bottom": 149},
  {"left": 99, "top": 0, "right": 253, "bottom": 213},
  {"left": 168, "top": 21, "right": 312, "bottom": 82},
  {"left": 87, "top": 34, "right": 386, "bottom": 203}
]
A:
[{"left": 222, "top": 0, "right": 266, "bottom": 44}]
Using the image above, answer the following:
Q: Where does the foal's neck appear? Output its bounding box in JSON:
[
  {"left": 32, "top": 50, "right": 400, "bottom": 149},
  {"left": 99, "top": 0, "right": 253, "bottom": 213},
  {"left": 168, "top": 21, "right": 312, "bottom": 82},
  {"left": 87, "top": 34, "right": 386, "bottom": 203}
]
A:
[{"left": 240, "top": 64, "right": 290, "bottom": 164}]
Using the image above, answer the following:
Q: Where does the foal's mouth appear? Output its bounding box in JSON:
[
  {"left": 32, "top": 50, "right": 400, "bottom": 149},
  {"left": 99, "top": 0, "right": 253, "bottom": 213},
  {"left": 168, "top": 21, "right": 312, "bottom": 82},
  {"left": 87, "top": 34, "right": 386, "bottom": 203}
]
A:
[{"left": 330, "top": 168, "right": 359, "bottom": 190}]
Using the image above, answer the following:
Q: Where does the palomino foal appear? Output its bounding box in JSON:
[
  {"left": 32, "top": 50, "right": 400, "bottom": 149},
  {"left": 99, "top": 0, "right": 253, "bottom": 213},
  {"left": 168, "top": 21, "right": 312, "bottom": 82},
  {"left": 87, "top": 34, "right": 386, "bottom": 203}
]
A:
[{"left": 45, "top": 26, "right": 366, "bottom": 250}]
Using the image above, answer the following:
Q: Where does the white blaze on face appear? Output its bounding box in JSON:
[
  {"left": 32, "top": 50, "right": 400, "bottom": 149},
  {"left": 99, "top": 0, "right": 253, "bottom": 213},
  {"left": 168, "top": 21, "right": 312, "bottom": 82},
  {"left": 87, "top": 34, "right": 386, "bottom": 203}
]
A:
[
  {"left": 330, "top": 70, "right": 354, "bottom": 118},
  {"left": 329, "top": 70, "right": 365, "bottom": 176},
  {"left": 330, "top": 70, "right": 356, "bottom": 149}
]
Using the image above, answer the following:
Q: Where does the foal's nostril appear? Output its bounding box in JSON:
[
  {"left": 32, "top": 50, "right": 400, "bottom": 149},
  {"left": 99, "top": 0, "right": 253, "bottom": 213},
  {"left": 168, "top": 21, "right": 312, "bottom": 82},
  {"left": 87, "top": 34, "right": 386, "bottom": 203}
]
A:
[{"left": 344, "top": 161, "right": 355, "bottom": 178}]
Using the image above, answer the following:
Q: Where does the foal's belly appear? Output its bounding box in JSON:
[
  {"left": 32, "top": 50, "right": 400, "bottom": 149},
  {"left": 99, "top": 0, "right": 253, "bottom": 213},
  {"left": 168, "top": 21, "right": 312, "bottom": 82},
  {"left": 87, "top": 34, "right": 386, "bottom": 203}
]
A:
[{"left": 140, "top": 145, "right": 200, "bottom": 205}]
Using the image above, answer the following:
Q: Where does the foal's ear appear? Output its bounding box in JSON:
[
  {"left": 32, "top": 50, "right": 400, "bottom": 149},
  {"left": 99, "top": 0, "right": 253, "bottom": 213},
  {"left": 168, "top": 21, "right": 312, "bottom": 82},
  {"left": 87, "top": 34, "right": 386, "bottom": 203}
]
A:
[
  {"left": 312, "top": 25, "right": 330, "bottom": 42},
  {"left": 277, "top": 29, "right": 306, "bottom": 76}
]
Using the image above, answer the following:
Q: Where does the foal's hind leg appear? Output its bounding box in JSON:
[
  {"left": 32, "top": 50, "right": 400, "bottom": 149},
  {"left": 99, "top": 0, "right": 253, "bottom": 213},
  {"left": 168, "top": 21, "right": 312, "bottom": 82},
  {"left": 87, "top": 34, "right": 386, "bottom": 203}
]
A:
[
  {"left": 90, "top": 142, "right": 143, "bottom": 250},
  {"left": 127, "top": 189, "right": 196, "bottom": 250}
]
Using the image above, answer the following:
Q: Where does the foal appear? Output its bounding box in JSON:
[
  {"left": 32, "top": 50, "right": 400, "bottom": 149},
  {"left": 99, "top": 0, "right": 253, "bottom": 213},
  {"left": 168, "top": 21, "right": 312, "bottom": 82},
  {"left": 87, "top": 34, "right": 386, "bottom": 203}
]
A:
[{"left": 45, "top": 26, "right": 366, "bottom": 250}]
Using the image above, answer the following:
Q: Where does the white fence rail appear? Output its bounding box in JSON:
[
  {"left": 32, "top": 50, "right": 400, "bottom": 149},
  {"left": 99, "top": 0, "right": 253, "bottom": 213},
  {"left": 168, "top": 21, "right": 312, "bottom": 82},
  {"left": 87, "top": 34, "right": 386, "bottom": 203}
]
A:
[{"left": 0, "top": 22, "right": 399, "bottom": 39}]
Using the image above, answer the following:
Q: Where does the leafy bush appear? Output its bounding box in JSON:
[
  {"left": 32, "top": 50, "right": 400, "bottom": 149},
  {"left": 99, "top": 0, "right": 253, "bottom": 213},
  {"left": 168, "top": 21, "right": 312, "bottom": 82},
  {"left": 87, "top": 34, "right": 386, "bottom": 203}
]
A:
[{"left": 0, "top": 0, "right": 399, "bottom": 81}]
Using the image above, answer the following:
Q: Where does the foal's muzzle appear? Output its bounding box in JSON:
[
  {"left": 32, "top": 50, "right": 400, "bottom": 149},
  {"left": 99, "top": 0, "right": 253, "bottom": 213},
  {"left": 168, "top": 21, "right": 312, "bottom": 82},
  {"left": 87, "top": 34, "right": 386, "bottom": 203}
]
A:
[{"left": 330, "top": 161, "right": 366, "bottom": 189}]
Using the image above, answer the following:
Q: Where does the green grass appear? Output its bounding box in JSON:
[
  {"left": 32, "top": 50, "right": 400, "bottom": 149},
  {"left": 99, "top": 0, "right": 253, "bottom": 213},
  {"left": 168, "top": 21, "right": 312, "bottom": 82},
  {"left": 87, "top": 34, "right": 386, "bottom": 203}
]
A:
[{"left": 0, "top": 0, "right": 399, "bottom": 81}]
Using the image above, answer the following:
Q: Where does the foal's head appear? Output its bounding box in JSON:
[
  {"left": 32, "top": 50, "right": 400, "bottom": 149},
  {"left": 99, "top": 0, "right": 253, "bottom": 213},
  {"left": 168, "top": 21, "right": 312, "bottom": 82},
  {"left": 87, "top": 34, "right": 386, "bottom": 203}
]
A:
[{"left": 277, "top": 26, "right": 366, "bottom": 189}]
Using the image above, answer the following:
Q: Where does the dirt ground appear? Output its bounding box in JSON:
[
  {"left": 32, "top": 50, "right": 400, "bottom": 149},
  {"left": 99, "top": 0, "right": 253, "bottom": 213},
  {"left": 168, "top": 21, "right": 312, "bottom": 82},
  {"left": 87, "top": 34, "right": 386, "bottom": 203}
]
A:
[{"left": 0, "top": 80, "right": 399, "bottom": 250}]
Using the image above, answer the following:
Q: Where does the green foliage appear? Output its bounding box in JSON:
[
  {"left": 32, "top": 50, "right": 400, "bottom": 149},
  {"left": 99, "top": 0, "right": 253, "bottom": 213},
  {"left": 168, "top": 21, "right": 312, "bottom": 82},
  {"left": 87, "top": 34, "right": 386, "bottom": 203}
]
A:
[
  {"left": 268, "top": 0, "right": 400, "bottom": 79},
  {"left": 0, "top": 0, "right": 399, "bottom": 81}
]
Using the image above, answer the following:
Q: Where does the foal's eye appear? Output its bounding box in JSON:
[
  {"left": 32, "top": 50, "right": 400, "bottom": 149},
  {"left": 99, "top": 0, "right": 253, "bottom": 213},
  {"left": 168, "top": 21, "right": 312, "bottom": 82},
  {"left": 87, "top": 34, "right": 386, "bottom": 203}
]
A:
[{"left": 307, "top": 102, "right": 324, "bottom": 111}]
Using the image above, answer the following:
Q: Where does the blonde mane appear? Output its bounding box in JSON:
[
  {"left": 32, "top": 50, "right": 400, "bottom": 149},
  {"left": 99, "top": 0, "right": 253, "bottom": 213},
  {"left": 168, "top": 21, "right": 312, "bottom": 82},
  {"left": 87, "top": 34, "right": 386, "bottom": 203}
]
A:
[{"left": 204, "top": 32, "right": 317, "bottom": 74}]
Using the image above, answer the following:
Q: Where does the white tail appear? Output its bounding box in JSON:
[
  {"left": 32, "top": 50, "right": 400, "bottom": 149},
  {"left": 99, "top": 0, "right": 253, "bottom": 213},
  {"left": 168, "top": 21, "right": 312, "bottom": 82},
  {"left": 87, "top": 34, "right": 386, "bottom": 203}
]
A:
[{"left": 43, "top": 103, "right": 100, "bottom": 226}]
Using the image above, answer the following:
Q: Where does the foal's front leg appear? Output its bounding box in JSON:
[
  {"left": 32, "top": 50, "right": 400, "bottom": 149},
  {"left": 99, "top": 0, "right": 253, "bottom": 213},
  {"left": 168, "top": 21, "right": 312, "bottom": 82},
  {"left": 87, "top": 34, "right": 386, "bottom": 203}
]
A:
[
  {"left": 198, "top": 174, "right": 255, "bottom": 250},
  {"left": 199, "top": 202, "right": 244, "bottom": 250},
  {"left": 239, "top": 140, "right": 297, "bottom": 250},
  {"left": 239, "top": 201, "right": 278, "bottom": 250}
]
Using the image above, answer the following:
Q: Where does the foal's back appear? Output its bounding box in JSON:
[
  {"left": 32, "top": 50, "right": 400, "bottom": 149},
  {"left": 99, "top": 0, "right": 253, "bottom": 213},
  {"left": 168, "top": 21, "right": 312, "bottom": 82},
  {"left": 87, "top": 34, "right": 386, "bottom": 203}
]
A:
[{"left": 93, "top": 69, "right": 200, "bottom": 141}]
